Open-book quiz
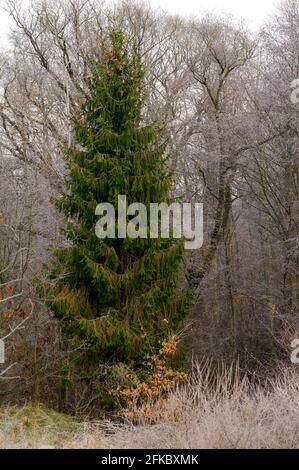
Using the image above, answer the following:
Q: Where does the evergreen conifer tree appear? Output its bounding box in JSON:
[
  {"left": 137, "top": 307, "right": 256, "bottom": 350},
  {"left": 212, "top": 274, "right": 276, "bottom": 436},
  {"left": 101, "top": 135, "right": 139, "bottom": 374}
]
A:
[{"left": 42, "top": 30, "right": 190, "bottom": 405}]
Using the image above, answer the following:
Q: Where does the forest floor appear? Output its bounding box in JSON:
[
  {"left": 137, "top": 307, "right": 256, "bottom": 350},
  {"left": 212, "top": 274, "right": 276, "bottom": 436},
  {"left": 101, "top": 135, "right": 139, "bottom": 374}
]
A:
[{"left": 0, "top": 365, "right": 298, "bottom": 449}]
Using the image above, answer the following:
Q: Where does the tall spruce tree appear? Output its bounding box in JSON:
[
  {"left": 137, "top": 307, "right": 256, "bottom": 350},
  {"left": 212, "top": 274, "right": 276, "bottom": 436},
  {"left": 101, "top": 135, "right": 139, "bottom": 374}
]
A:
[{"left": 42, "top": 30, "right": 190, "bottom": 403}]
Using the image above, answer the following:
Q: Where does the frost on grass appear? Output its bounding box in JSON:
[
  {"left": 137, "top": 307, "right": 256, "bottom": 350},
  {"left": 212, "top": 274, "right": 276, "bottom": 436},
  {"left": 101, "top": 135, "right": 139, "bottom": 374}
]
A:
[{"left": 0, "top": 365, "right": 298, "bottom": 449}]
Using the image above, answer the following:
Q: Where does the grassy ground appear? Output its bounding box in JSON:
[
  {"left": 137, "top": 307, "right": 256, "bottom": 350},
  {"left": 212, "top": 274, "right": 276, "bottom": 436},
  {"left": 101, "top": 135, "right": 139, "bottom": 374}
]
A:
[{"left": 0, "top": 365, "right": 298, "bottom": 449}]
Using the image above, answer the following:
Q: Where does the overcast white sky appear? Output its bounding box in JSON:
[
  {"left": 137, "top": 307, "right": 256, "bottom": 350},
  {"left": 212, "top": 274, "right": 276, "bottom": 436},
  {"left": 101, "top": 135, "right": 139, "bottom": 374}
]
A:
[{"left": 0, "top": 0, "right": 279, "bottom": 46}]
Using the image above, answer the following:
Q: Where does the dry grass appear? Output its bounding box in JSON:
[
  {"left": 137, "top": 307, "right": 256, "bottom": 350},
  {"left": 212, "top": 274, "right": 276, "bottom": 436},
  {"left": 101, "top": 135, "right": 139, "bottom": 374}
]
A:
[{"left": 0, "top": 364, "right": 298, "bottom": 449}]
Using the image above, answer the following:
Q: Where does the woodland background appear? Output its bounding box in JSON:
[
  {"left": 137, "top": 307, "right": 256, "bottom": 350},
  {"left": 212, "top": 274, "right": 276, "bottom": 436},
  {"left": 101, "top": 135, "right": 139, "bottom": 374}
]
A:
[{"left": 0, "top": 0, "right": 298, "bottom": 416}]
